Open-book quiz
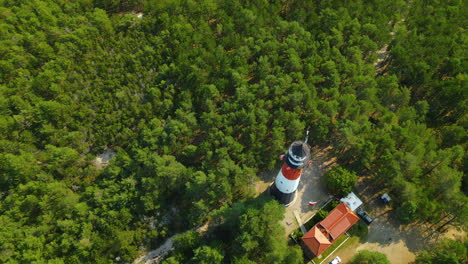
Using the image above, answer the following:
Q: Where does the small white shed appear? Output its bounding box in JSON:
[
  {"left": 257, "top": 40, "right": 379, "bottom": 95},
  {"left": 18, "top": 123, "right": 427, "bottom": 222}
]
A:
[{"left": 340, "top": 192, "right": 363, "bottom": 211}]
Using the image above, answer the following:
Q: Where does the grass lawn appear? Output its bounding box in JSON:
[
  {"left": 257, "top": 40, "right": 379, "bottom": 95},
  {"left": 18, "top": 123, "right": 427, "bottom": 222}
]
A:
[
  {"left": 327, "top": 236, "right": 360, "bottom": 260},
  {"left": 309, "top": 234, "right": 353, "bottom": 264}
]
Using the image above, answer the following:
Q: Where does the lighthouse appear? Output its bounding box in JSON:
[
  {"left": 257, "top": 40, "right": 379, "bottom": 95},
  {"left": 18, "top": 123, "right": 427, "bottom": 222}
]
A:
[{"left": 270, "top": 134, "right": 311, "bottom": 206}]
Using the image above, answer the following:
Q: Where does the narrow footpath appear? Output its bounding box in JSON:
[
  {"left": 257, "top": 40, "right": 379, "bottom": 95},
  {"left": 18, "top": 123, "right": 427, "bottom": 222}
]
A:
[{"left": 132, "top": 223, "right": 209, "bottom": 264}]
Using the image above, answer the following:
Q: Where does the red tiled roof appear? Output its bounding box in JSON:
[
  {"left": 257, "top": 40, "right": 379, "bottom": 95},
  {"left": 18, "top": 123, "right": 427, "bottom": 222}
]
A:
[
  {"left": 302, "top": 226, "right": 332, "bottom": 256},
  {"left": 320, "top": 203, "right": 359, "bottom": 240},
  {"left": 302, "top": 203, "right": 359, "bottom": 256}
]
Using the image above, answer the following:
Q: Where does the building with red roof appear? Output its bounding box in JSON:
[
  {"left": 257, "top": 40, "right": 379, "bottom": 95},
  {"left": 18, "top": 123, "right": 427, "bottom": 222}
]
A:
[
  {"left": 302, "top": 202, "right": 359, "bottom": 257},
  {"left": 302, "top": 226, "right": 332, "bottom": 256}
]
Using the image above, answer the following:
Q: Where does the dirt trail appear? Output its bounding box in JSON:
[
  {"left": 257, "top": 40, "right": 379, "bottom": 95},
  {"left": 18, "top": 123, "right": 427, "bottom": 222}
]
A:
[
  {"left": 132, "top": 234, "right": 177, "bottom": 264},
  {"left": 373, "top": 44, "right": 389, "bottom": 73},
  {"left": 132, "top": 223, "right": 210, "bottom": 264}
]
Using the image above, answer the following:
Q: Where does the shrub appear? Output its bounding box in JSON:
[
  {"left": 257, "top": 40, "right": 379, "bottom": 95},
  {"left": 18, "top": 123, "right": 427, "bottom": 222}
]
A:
[
  {"left": 290, "top": 229, "right": 304, "bottom": 242},
  {"left": 330, "top": 200, "right": 340, "bottom": 209},
  {"left": 304, "top": 209, "right": 329, "bottom": 230},
  {"left": 348, "top": 220, "right": 368, "bottom": 242},
  {"left": 324, "top": 167, "right": 357, "bottom": 196},
  {"left": 316, "top": 209, "right": 329, "bottom": 221},
  {"left": 396, "top": 201, "right": 418, "bottom": 224},
  {"left": 349, "top": 250, "right": 390, "bottom": 264}
]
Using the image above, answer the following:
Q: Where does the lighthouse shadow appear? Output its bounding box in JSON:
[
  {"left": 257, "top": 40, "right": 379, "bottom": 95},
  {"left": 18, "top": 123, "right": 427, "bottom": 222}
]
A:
[{"left": 255, "top": 170, "right": 276, "bottom": 196}]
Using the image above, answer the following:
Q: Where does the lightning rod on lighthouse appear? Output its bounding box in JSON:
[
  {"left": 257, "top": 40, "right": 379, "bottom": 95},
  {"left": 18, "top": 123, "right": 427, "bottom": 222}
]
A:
[{"left": 270, "top": 130, "right": 311, "bottom": 206}]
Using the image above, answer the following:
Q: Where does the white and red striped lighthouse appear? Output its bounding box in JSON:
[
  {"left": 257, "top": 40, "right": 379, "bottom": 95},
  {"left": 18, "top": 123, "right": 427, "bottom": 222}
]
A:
[{"left": 270, "top": 138, "right": 311, "bottom": 206}]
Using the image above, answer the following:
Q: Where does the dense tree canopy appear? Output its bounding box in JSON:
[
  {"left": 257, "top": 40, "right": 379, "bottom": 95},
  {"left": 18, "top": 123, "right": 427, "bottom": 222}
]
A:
[
  {"left": 414, "top": 239, "right": 467, "bottom": 264},
  {"left": 323, "top": 166, "right": 357, "bottom": 196},
  {"left": 0, "top": 0, "right": 466, "bottom": 262},
  {"left": 162, "top": 197, "right": 302, "bottom": 264}
]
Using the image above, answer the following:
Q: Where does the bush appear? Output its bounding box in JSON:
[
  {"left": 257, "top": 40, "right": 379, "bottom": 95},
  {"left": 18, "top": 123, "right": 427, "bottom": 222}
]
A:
[
  {"left": 324, "top": 167, "right": 357, "bottom": 196},
  {"left": 316, "top": 209, "right": 329, "bottom": 221},
  {"left": 304, "top": 209, "right": 329, "bottom": 230},
  {"left": 290, "top": 229, "right": 304, "bottom": 242},
  {"left": 348, "top": 220, "right": 368, "bottom": 242},
  {"left": 396, "top": 201, "right": 418, "bottom": 224},
  {"left": 349, "top": 250, "right": 390, "bottom": 264},
  {"left": 321, "top": 200, "right": 341, "bottom": 212},
  {"left": 415, "top": 238, "right": 467, "bottom": 264}
]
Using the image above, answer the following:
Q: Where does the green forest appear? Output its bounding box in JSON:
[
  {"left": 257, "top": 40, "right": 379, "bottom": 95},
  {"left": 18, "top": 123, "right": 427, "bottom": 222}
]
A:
[{"left": 0, "top": 0, "right": 466, "bottom": 263}]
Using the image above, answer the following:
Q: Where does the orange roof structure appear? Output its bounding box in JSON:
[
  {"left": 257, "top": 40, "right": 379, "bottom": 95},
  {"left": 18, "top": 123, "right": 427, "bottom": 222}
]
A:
[
  {"left": 302, "top": 226, "right": 332, "bottom": 256},
  {"left": 302, "top": 203, "right": 359, "bottom": 256},
  {"left": 320, "top": 202, "right": 360, "bottom": 240}
]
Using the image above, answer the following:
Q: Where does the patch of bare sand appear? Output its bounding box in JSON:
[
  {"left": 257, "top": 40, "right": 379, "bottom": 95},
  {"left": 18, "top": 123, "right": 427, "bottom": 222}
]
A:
[
  {"left": 439, "top": 227, "right": 466, "bottom": 242},
  {"left": 93, "top": 149, "right": 116, "bottom": 168},
  {"left": 334, "top": 223, "right": 416, "bottom": 264},
  {"left": 132, "top": 234, "right": 177, "bottom": 264},
  {"left": 373, "top": 44, "right": 389, "bottom": 67}
]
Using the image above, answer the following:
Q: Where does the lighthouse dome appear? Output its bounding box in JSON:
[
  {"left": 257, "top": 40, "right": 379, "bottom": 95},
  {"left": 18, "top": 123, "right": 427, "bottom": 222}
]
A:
[{"left": 285, "top": 141, "right": 311, "bottom": 169}]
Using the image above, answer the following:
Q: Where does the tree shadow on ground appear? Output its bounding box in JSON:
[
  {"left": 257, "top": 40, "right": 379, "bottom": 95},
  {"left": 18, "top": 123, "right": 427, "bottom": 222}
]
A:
[{"left": 357, "top": 183, "right": 435, "bottom": 253}]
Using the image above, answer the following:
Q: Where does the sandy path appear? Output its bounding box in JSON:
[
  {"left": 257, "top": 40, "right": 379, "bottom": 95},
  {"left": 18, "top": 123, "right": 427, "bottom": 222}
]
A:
[
  {"left": 132, "top": 223, "right": 211, "bottom": 264},
  {"left": 373, "top": 44, "right": 389, "bottom": 69},
  {"left": 132, "top": 234, "right": 177, "bottom": 264}
]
